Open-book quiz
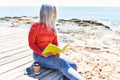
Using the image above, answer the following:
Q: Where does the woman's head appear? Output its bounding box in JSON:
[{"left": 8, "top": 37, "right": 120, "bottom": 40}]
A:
[
  {"left": 40, "top": 4, "right": 57, "bottom": 26},
  {"left": 39, "top": 4, "right": 57, "bottom": 35}
]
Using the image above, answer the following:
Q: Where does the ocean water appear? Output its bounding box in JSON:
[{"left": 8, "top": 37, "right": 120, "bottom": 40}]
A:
[{"left": 0, "top": 7, "right": 120, "bottom": 31}]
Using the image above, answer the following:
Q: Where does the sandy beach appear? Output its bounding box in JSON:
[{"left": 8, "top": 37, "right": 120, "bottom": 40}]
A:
[{"left": 0, "top": 16, "right": 120, "bottom": 80}]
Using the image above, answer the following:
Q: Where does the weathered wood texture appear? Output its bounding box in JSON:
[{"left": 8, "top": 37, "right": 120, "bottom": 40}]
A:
[{"left": 0, "top": 27, "right": 63, "bottom": 80}]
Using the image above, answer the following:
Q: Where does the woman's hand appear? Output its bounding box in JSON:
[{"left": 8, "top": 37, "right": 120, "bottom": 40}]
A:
[
  {"left": 42, "top": 52, "right": 53, "bottom": 58},
  {"left": 55, "top": 53, "right": 60, "bottom": 58}
]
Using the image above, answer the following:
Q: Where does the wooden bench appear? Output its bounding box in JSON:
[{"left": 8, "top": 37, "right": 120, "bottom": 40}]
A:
[
  {"left": 0, "top": 27, "right": 64, "bottom": 80},
  {"left": 25, "top": 67, "right": 64, "bottom": 80}
]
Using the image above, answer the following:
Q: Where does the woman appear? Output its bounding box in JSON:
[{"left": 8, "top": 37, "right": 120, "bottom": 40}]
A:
[{"left": 28, "top": 4, "right": 84, "bottom": 80}]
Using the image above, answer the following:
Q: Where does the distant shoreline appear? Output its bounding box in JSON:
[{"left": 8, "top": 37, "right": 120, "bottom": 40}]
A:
[{"left": 0, "top": 16, "right": 111, "bottom": 30}]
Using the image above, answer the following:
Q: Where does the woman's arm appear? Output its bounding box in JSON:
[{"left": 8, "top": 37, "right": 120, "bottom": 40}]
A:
[
  {"left": 28, "top": 23, "right": 42, "bottom": 56},
  {"left": 52, "top": 36, "right": 58, "bottom": 46}
]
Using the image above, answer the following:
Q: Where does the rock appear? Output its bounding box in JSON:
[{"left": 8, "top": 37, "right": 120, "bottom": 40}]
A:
[
  {"left": 12, "top": 16, "right": 21, "bottom": 19},
  {"left": 115, "top": 31, "right": 120, "bottom": 35},
  {"left": 70, "top": 18, "right": 79, "bottom": 21},
  {"left": 104, "top": 26, "right": 111, "bottom": 30},
  {"left": 0, "top": 18, "right": 4, "bottom": 20},
  {"left": 0, "top": 17, "right": 11, "bottom": 21},
  {"left": 26, "top": 21, "right": 32, "bottom": 24},
  {"left": 11, "top": 20, "right": 21, "bottom": 26},
  {"left": 10, "top": 25, "right": 14, "bottom": 27},
  {"left": 82, "top": 24, "right": 89, "bottom": 26},
  {"left": 57, "top": 19, "right": 112, "bottom": 30},
  {"left": 33, "top": 16, "right": 39, "bottom": 18},
  {"left": 4, "top": 17, "right": 12, "bottom": 19},
  {"left": 69, "top": 18, "right": 81, "bottom": 23},
  {"left": 56, "top": 24, "right": 60, "bottom": 26},
  {"left": 82, "top": 20, "right": 91, "bottom": 23},
  {"left": 17, "top": 18, "right": 23, "bottom": 21},
  {"left": 21, "top": 16, "right": 28, "bottom": 17}
]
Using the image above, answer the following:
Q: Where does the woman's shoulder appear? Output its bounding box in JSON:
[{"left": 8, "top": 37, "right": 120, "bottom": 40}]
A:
[
  {"left": 31, "top": 22, "right": 45, "bottom": 27},
  {"left": 32, "top": 22, "right": 40, "bottom": 27},
  {"left": 30, "top": 22, "right": 41, "bottom": 30}
]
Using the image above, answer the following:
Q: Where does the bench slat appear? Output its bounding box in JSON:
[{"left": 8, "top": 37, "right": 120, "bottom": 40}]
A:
[
  {"left": 0, "top": 33, "right": 26, "bottom": 42},
  {"left": 0, "top": 45, "right": 27, "bottom": 54},
  {"left": 0, "top": 61, "right": 33, "bottom": 80},
  {"left": 40, "top": 70, "right": 63, "bottom": 80},
  {"left": 0, "top": 46, "right": 30, "bottom": 59},
  {"left": 0, "top": 50, "right": 32, "bottom": 66},
  {"left": 0, "top": 55, "right": 33, "bottom": 74}
]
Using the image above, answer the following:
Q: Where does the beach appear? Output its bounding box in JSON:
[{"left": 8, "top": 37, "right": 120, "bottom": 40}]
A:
[{"left": 0, "top": 16, "right": 120, "bottom": 80}]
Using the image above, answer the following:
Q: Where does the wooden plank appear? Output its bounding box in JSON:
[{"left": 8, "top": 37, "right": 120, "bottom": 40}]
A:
[
  {"left": 0, "top": 44, "right": 27, "bottom": 54},
  {"left": 13, "top": 74, "right": 35, "bottom": 80},
  {"left": 0, "top": 33, "right": 26, "bottom": 41},
  {"left": 0, "top": 55, "right": 33, "bottom": 74},
  {"left": 40, "top": 70, "right": 63, "bottom": 80},
  {"left": 0, "top": 44, "right": 27, "bottom": 52},
  {"left": 13, "top": 68, "right": 63, "bottom": 80},
  {"left": 0, "top": 27, "right": 28, "bottom": 37},
  {"left": 0, "top": 43, "right": 27, "bottom": 52},
  {"left": 12, "top": 68, "right": 53, "bottom": 80},
  {"left": 0, "top": 31, "right": 27, "bottom": 36},
  {"left": 4, "top": 71, "right": 32, "bottom": 80},
  {"left": 1, "top": 64, "right": 64, "bottom": 80},
  {"left": 0, "top": 61, "right": 33, "bottom": 80},
  {"left": 0, "top": 46, "right": 30, "bottom": 59},
  {"left": 0, "top": 38, "right": 27, "bottom": 49},
  {"left": 0, "top": 36, "right": 26, "bottom": 43},
  {"left": 34, "top": 69, "right": 53, "bottom": 79},
  {"left": 0, "top": 50, "right": 32, "bottom": 66},
  {"left": 0, "top": 38, "right": 27, "bottom": 47}
]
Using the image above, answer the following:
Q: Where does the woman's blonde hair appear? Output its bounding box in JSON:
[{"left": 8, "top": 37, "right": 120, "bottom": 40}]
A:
[{"left": 40, "top": 4, "right": 57, "bottom": 35}]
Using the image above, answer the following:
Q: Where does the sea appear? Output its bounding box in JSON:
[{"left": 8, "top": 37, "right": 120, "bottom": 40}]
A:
[{"left": 0, "top": 7, "right": 120, "bottom": 31}]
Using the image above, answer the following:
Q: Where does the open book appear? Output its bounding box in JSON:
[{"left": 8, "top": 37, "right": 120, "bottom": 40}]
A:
[{"left": 42, "top": 43, "right": 69, "bottom": 55}]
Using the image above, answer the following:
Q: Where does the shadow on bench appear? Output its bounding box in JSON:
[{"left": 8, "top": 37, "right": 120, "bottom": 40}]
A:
[{"left": 24, "top": 67, "right": 64, "bottom": 80}]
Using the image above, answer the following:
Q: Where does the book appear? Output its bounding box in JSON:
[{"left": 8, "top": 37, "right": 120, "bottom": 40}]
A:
[{"left": 42, "top": 43, "right": 69, "bottom": 55}]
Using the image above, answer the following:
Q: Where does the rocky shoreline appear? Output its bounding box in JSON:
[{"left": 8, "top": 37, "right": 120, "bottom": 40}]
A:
[
  {"left": 0, "top": 16, "right": 111, "bottom": 29},
  {"left": 0, "top": 16, "right": 120, "bottom": 80}
]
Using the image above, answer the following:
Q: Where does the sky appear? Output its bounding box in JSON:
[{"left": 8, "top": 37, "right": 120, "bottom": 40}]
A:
[{"left": 0, "top": 0, "right": 120, "bottom": 7}]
